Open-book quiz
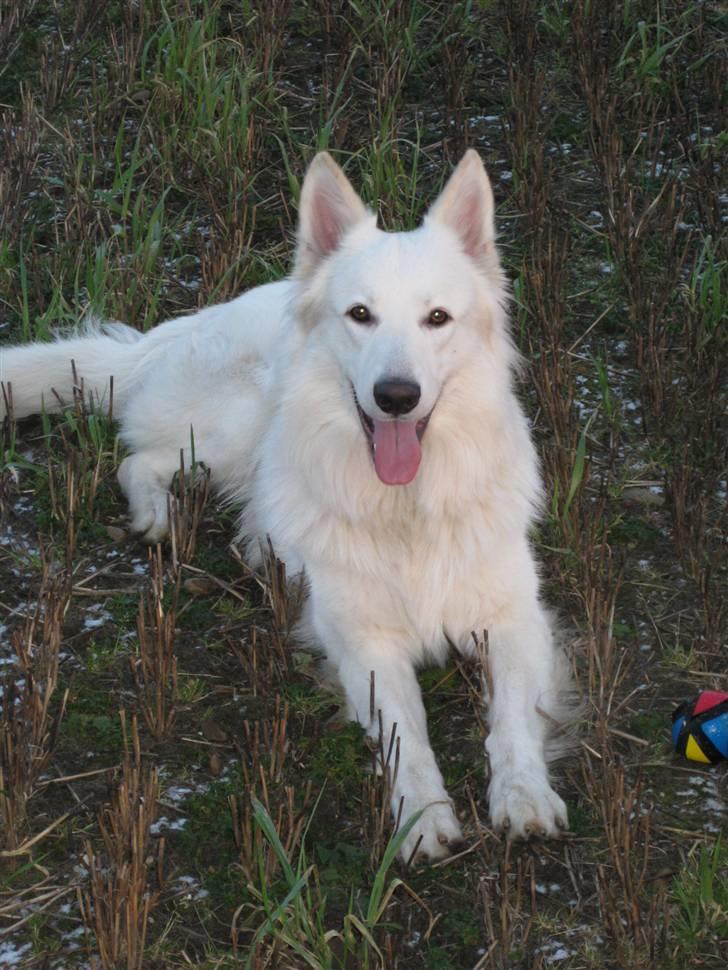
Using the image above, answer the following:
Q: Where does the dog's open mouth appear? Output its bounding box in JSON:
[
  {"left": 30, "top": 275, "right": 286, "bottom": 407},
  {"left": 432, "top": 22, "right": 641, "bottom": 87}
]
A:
[{"left": 353, "top": 389, "right": 431, "bottom": 486}]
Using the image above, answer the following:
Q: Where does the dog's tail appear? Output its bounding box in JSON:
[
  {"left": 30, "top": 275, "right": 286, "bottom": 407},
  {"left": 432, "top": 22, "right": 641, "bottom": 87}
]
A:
[{"left": 1, "top": 319, "right": 145, "bottom": 420}]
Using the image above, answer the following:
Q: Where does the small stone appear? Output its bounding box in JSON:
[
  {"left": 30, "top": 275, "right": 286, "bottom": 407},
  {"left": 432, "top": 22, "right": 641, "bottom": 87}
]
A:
[
  {"left": 201, "top": 719, "right": 228, "bottom": 743},
  {"left": 184, "top": 576, "right": 217, "bottom": 595},
  {"left": 625, "top": 487, "right": 663, "bottom": 508}
]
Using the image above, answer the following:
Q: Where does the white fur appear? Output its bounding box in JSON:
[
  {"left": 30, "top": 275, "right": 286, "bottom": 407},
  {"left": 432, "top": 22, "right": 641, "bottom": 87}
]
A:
[{"left": 0, "top": 151, "right": 570, "bottom": 860}]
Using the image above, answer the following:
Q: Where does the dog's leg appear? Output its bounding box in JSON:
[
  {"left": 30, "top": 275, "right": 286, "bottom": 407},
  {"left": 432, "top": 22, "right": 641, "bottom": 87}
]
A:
[
  {"left": 334, "top": 645, "right": 463, "bottom": 862},
  {"left": 484, "top": 607, "right": 568, "bottom": 838},
  {"left": 117, "top": 451, "right": 179, "bottom": 542}
]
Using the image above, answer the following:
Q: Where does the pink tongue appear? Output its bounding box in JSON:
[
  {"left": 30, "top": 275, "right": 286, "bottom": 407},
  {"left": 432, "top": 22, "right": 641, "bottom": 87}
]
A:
[{"left": 372, "top": 419, "right": 422, "bottom": 485}]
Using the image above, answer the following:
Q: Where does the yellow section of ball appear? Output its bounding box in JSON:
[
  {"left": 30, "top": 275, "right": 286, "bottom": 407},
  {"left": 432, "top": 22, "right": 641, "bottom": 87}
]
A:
[{"left": 685, "top": 734, "right": 710, "bottom": 763}]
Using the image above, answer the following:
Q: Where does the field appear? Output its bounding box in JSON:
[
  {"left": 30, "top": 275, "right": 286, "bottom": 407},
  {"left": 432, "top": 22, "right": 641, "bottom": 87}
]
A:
[{"left": 0, "top": 1, "right": 726, "bottom": 967}]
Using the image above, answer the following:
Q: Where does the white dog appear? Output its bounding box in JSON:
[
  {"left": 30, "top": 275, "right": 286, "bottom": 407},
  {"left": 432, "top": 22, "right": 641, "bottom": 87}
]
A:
[{"left": 1, "top": 151, "right": 570, "bottom": 860}]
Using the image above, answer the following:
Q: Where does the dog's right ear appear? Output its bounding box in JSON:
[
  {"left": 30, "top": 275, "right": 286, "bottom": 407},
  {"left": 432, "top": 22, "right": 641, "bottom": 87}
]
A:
[{"left": 295, "top": 153, "right": 372, "bottom": 278}]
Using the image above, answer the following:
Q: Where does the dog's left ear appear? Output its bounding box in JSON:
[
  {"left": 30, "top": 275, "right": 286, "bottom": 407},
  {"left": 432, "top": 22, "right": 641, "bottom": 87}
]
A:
[
  {"left": 425, "top": 150, "right": 498, "bottom": 274},
  {"left": 295, "top": 153, "right": 372, "bottom": 278}
]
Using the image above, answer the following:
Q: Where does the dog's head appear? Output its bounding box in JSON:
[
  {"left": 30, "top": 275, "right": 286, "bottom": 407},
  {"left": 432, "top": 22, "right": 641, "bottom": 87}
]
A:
[{"left": 294, "top": 151, "right": 508, "bottom": 487}]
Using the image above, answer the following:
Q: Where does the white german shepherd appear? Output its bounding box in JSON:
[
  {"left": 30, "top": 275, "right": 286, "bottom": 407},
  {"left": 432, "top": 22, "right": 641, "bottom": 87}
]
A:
[{"left": 1, "top": 151, "right": 570, "bottom": 860}]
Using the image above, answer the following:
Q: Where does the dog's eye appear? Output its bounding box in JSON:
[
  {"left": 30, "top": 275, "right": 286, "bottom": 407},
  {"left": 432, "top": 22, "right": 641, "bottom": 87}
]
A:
[
  {"left": 427, "top": 308, "right": 451, "bottom": 327},
  {"left": 348, "top": 304, "right": 373, "bottom": 324}
]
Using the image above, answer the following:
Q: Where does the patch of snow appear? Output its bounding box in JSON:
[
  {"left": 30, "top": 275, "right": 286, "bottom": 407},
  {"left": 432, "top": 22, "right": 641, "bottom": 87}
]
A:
[
  {"left": 175, "top": 874, "right": 209, "bottom": 901},
  {"left": 548, "top": 948, "right": 572, "bottom": 963},
  {"left": 165, "top": 785, "right": 194, "bottom": 803},
  {"left": 83, "top": 604, "right": 113, "bottom": 630},
  {"left": 150, "top": 815, "right": 188, "bottom": 835},
  {"left": 535, "top": 882, "right": 562, "bottom": 894},
  {"left": 0, "top": 941, "right": 33, "bottom": 966},
  {"left": 538, "top": 941, "right": 573, "bottom": 964}
]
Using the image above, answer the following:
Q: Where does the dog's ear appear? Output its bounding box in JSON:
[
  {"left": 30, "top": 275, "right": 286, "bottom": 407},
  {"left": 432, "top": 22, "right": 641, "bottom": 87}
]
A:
[
  {"left": 295, "top": 153, "right": 371, "bottom": 277},
  {"left": 425, "top": 150, "right": 498, "bottom": 273}
]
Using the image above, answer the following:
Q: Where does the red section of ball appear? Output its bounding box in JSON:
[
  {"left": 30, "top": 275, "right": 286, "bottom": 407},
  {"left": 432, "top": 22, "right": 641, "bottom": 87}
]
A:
[{"left": 693, "top": 690, "right": 728, "bottom": 715}]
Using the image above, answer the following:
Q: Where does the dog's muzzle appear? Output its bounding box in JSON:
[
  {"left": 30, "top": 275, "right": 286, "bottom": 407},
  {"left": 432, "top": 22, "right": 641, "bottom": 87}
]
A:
[{"left": 353, "top": 386, "right": 431, "bottom": 486}]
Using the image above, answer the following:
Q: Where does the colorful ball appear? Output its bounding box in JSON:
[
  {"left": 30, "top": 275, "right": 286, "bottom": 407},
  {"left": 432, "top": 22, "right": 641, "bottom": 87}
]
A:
[{"left": 672, "top": 690, "right": 728, "bottom": 764}]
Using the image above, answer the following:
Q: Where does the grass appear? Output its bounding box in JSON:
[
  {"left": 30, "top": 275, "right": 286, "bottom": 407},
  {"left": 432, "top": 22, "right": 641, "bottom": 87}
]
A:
[
  {"left": 0, "top": 0, "right": 726, "bottom": 967},
  {"left": 671, "top": 837, "right": 728, "bottom": 959}
]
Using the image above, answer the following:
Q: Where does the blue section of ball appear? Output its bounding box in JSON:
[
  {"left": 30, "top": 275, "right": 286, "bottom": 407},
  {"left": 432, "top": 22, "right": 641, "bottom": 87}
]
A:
[
  {"left": 702, "top": 714, "right": 728, "bottom": 759},
  {"left": 671, "top": 715, "right": 687, "bottom": 749}
]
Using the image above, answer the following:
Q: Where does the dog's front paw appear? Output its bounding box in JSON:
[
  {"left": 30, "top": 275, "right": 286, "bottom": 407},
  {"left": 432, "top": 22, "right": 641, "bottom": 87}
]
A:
[
  {"left": 488, "top": 770, "right": 567, "bottom": 839},
  {"left": 397, "top": 799, "right": 463, "bottom": 863},
  {"left": 117, "top": 455, "right": 171, "bottom": 543}
]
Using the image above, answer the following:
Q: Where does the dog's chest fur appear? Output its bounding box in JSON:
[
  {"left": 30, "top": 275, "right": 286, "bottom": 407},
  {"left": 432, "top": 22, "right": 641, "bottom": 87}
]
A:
[{"left": 246, "top": 367, "right": 539, "bottom": 661}]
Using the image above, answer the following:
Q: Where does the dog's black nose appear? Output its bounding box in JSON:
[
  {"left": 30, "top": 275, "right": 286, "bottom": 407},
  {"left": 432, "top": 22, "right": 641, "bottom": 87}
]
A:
[{"left": 373, "top": 379, "right": 421, "bottom": 416}]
